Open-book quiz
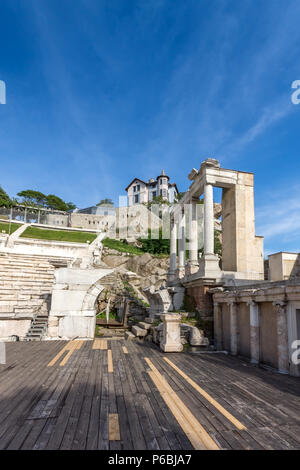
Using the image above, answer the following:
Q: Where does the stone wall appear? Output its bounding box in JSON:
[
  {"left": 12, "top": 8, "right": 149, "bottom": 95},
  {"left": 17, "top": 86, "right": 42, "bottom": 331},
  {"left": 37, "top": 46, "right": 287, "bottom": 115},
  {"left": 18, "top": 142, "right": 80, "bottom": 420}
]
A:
[
  {"left": 212, "top": 281, "right": 300, "bottom": 376},
  {"left": 0, "top": 252, "right": 56, "bottom": 340}
]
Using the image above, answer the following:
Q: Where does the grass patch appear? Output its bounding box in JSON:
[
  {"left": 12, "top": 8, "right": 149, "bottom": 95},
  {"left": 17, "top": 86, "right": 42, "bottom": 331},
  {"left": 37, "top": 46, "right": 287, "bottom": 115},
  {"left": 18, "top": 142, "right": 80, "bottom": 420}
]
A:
[
  {"left": 21, "top": 226, "right": 98, "bottom": 243},
  {"left": 0, "top": 222, "right": 22, "bottom": 234},
  {"left": 97, "top": 310, "right": 117, "bottom": 320},
  {"left": 103, "top": 237, "right": 144, "bottom": 255}
]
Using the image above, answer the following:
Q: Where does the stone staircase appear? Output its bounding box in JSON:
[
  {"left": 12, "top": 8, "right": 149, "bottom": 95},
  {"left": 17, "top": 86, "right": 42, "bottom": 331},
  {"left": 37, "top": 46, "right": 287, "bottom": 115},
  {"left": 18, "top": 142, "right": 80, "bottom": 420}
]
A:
[
  {"left": 125, "top": 317, "right": 155, "bottom": 340},
  {"left": 24, "top": 313, "right": 49, "bottom": 342}
]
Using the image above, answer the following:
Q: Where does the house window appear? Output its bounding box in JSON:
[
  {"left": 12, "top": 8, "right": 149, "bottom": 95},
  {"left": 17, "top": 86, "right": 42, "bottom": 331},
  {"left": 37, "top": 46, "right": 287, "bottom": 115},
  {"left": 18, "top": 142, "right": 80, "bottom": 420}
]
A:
[
  {"left": 152, "top": 191, "right": 156, "bottom": 198},
  {"left": 134, "top": 194, "right": 139, "bottom": 204},
  {"left": 162, "top": 189, "right": 167, "bottom": 197}
]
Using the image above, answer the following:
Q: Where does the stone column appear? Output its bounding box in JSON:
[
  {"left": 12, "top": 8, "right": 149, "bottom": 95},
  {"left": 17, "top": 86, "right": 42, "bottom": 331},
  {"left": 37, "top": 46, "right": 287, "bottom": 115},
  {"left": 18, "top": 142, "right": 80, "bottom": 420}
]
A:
[
  {"left": 213, "top": 302, "right": 223, "bottom": 350},
  {"left": 160, "top": 313, "right": 183, "bottom": 352},
  {"left": 204, "top": 183, "right": 214, "bottom": 255},
  {"left": 249, "top": 301, "right": 260, "bottom": 364},
  {"left": 178, "top": 209, "right": 186, "bottom": 278},
  {"left": 188, "top": 199, "right": 199, "bottom": 274},
  {"left": 230, "top": 302, "right": 238, "bottom": 356},
  {"left": 274, "top": 301, "right": 289, "bottom": 374},
  {"left": 168, "top": 217, "right": 177, "bottom": 281}
]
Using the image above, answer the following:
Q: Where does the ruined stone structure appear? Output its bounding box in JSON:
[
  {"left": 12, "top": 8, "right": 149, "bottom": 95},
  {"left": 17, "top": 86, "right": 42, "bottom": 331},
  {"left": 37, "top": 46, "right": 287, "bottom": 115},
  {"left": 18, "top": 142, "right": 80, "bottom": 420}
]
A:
[
  {"left": 164, "top": 158, "right": 300, "bottom": 374},
  {"left": 212, "top": 281, "right": 300, "bottom": 377}
]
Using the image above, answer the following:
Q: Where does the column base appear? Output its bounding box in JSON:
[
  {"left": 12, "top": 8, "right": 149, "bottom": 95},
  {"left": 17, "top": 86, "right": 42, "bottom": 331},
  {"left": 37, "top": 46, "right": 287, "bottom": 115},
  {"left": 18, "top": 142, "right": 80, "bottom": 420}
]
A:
[
  {"left": 167, "top": 271, "right": 177, "bottom": 282},
  {"left": 197, "top": 254, "right": 221, "bottom": 278}
]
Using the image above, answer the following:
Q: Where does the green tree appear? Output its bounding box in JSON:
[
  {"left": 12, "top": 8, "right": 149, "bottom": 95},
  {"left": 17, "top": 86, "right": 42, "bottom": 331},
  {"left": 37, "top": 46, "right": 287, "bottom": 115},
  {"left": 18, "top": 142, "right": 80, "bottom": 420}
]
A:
[
  {"left": 66, "top": 202, "right": 77, "bottom": 211},
  {"left": 46, "top": 194, "right": 70, "bottom": 211},
  {"left": 17, "top": 190, "right": 47, "bottom": 207},
  {"left": 0, "top": 186, "right": 12, "bottom": 208}
]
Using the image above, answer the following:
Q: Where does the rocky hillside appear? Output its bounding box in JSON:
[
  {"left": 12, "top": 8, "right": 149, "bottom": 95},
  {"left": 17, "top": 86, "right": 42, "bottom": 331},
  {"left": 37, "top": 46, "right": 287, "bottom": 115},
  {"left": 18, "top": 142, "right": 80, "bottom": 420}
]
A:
[{"left": 102, "top": 248, "right": 169, "bottom": 290}]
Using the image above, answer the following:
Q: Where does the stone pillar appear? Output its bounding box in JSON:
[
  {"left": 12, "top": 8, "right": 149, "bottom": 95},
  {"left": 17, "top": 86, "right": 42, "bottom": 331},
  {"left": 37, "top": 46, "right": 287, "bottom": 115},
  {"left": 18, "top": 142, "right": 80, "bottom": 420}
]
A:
[
  {"left": 160, "top": 313, "right": 183, "bottom": 352},
  {"left": 204, "top": 183, "right": 214, "bottom": 255},
  {"left": 274, "top": 301, "right": 289, "bottom": 374},
  {"left": 188, "top": 199, "right": 199, "bottom": 274},
  {"left": 249, "top": 301, "right": 260, "bottom": 364},
  {"left": 230, "top": 302, "right": 238, "bottom": 356},
  {"left": 213, "top": 302, "right": 223, "bottom": 350},
  {"left": 178, "top": 209, "right": 186, "bottom": 278},
  {"left": 168, "top": 218, "right": 177, "bottom": 281}
]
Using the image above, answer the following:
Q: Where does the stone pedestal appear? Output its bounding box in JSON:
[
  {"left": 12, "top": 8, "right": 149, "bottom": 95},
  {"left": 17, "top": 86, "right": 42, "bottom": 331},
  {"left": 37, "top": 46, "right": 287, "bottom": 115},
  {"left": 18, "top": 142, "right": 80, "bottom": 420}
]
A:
[
  {"left": 197, "top": 254, "right": 221, "bottom": 278},
  {"left": 160, "top": 314, "right": 183, "bottom": 352}
]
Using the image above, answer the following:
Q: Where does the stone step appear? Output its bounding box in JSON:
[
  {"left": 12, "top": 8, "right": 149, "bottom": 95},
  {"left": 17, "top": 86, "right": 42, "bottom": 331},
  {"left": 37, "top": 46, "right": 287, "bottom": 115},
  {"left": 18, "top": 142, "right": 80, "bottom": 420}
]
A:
[
  {"left": 144, "top": 317, "right": 157, "bottom": 324},
  {"left": 137, "top": 321, "right": 152, "bottom": 331},
  {"left": 124, "top": 331, "right": 135, "bottom": 340},
  {"left": 131, "top": 325, "right": 148, "bottom": 338}
]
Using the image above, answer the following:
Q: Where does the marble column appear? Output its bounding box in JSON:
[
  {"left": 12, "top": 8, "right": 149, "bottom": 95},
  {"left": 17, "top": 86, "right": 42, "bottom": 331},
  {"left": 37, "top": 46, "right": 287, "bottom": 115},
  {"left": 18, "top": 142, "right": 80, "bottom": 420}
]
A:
[
  {"left": 204, "top": 183, "right": 214, "bottom": 255},
  {"left": 168, "top": 217, "right": 177, "bottom": 281},
  {"left": 230, "top": 302, "right": 238, "bottom": 356},
  {"left": 188, "top": 199, "right": 199, "bottom": 273},
  {"left": 214, "top": 302, "right": 223, "bottom": 350},
  {"left": 249, "top": 301, "right": 260, "bottom": 364},
  {"left": 274, "top": 301, "right": 289, "bottom": 374},
  {"left": 178, "top": 209, "right": 186, "bottom": 278}
]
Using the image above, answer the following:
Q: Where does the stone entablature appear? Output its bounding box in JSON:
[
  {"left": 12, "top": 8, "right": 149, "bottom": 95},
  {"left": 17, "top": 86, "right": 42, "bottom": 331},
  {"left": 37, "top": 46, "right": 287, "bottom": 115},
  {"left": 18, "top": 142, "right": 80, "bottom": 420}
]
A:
[{"left": 211, "top": 281, "right": 300, "bottom": 377}]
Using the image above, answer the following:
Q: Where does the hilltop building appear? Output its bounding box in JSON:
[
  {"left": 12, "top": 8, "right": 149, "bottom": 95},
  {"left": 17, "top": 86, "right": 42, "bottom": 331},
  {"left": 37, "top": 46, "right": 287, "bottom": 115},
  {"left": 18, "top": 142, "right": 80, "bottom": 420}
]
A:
[{"left": 125, "top": 170, "right": 178, "bottom": 206}]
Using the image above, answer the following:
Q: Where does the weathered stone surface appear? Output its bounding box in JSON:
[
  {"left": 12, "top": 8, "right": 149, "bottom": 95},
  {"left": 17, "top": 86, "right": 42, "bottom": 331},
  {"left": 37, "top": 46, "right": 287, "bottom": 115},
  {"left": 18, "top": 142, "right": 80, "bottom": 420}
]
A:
[
  {"left": 125, "top": 331, "right": 135, "bottom": 340},
  {"left": 137, "top": 322, "right": 152, "bottom": 331},
  {"left": 132, "top": 325, "right": 148, "bottom": 337},
  {"left": 160, "top": 314, "right": 183, "bottom": 352},
  {"left": 181, "top": 323, "right": 209, "bottom": 346}
]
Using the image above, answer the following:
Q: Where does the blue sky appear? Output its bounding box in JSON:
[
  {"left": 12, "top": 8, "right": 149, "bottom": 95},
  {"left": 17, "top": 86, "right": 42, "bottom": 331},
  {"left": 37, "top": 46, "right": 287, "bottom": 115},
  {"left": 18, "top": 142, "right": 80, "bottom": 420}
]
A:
[{"left": 0, "top": 0, "right": 300, "bottom": 255}]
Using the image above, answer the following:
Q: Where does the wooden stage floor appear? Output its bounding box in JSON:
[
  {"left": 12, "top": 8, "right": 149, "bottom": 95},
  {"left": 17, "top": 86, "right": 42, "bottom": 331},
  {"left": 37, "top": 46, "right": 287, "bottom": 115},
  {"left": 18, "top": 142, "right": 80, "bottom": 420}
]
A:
[{"left": 0, "top": 339, "right": 299, "bottom": 450}]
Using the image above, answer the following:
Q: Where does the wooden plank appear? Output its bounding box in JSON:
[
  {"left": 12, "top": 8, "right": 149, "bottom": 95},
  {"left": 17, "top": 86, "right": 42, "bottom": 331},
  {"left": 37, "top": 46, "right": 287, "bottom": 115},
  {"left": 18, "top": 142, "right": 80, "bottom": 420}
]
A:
[
  {"left": 127, "top": 341, "right": 190, "bottom": 450},
  {"left": 107, "top": 349, "right": 113, "bottom": 373},
  {"left": 145, "top": 358, "right": 219, "bottom": 451},
  {"left": 109, "top": 414, "right": 121, "bottom": 441},
  {"left": 48, "top": 342, "right": 72, "bottom": 367},
  {"left": 163, "top": 357, "right": 246, "bottom": 431},
  {"left": 92, "top": 339, "right": 108, "bottom": 350},
  {"left": 110, "top": 341, "right": 134, "bottom": 450}
]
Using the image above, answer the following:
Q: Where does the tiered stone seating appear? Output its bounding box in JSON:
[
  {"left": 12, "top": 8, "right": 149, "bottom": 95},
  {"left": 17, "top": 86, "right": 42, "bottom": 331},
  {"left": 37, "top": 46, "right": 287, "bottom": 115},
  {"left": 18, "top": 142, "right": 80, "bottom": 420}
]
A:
[{"left": 0, "top": 253, "right": 71, "bottom": 340}]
